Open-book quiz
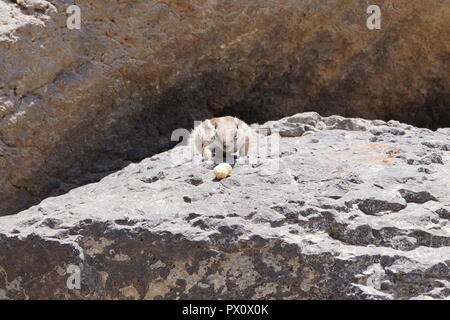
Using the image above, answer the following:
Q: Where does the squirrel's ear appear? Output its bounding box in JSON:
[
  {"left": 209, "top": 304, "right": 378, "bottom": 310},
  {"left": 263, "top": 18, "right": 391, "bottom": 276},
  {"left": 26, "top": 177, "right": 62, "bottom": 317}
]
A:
[{"left": 205, "top": 119, "right": 216, "bottom": 130}]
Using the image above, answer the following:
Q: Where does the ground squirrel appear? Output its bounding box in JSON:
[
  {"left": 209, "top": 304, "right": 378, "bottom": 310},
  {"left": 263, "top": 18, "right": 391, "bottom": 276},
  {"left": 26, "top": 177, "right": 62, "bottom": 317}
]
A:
[{"left": 189, "top": 116, "right": 252, "bottom": 161}]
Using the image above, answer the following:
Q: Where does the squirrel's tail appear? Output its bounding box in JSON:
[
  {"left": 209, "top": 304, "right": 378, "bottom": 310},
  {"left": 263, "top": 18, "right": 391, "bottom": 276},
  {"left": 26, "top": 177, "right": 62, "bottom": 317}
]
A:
[{"left": 188, "top": 119, "right": 215, "bottom": 155}]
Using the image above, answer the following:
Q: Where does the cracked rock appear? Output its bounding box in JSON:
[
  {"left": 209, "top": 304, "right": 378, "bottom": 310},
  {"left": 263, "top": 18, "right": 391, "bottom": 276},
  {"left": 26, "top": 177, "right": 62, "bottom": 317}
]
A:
[{"left": 0, "top": 112, "right": 449, "bottom": 299}]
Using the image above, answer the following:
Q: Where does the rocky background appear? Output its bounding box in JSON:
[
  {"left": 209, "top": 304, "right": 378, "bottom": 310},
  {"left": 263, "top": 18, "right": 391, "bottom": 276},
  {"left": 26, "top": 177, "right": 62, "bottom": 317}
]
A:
[
  {"left": 1, "top": 0, "right": 449, "bottom": 216},
  {"left": 0, "top": 112, "right": 449, "bottom": 299}
]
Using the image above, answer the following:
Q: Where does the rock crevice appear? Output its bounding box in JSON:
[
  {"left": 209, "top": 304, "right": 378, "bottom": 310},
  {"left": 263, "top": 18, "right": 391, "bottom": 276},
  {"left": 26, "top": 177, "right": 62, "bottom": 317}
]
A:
[{"left": 1, "top": 0, "right": 450, "bottom": 215}]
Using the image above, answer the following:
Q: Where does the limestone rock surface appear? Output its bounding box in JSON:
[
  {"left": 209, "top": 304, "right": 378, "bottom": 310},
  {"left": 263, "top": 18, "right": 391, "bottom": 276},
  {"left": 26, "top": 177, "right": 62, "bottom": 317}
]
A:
[{"left": 0, "top": 113, "right": 449, "bottom": 299}]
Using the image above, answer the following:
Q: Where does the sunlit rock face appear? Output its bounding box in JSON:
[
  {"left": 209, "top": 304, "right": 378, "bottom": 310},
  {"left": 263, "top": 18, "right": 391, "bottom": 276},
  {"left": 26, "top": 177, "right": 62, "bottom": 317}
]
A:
[
  {"left": 0, "top": 113, "right": 449, "bottom": 299},
  {"left": 0, "top": 0, "right": 449, "bottom": 216}
]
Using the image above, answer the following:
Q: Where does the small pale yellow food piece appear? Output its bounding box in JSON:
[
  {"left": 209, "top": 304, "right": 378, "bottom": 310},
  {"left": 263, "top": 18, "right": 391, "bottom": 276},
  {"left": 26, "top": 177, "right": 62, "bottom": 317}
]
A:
[{"left": 213, "top": 163, "right": 232, "bottom": 179}]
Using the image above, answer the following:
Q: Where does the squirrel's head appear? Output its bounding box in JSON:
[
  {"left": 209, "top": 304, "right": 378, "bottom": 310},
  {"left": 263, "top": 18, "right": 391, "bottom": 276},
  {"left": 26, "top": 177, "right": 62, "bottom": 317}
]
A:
[{"left": 214, "top": 118, "right": 238, "bottom": 153}]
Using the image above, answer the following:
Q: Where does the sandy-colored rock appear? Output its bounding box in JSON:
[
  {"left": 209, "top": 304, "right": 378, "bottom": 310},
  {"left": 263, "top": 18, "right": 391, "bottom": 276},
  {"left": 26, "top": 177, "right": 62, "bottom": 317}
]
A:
[
  {"left": 213, "top": 163, "right": 232, "bottom": 179},
  {"left": 0, "top": 0, "right": 449, "bottom": 215}
]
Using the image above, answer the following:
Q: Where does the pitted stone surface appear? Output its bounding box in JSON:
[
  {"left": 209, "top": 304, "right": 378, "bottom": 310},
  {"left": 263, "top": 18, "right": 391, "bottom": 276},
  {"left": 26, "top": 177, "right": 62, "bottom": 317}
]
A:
[{"left": 0, "top": 113, "right": 449, "bottom": 299}]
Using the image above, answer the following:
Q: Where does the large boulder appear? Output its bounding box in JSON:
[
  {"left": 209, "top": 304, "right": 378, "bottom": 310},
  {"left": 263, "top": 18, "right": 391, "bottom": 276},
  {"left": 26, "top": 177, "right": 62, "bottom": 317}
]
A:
[
  {"left": 0, "top": 113, "right": 449, "bottom": 299},
  {"left": 0, "top": 0, "right": 449, "bottom": 216}
]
